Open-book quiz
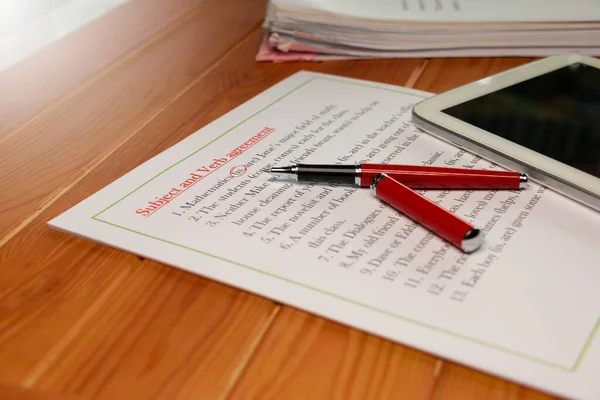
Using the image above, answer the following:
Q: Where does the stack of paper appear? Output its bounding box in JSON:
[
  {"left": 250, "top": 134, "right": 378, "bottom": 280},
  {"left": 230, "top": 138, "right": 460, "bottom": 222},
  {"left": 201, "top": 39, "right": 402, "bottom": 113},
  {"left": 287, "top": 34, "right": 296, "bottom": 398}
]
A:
[{"left": 258, "top": 0, "right": 600, "bottom": 61}]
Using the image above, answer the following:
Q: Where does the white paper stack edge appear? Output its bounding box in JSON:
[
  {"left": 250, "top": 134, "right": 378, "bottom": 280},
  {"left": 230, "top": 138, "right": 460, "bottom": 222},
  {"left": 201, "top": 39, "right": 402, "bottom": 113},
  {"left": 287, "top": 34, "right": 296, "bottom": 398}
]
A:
[{"left": 258, "top": 0, "right": 600, "bottom": 62}]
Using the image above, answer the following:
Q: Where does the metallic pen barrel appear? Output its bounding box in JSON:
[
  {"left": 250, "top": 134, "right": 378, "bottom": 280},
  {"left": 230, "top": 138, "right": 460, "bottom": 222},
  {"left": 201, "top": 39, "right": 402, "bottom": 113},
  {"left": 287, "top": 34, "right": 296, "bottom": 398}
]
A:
[{"left": 270, "top": 164, "right": 360, "bottom": 185}]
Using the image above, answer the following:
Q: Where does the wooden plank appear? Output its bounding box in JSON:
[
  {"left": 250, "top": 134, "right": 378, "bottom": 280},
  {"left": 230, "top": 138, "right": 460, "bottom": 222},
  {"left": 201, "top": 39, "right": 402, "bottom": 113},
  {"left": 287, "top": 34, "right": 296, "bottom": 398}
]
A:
[
  {"left": 0, "top": 380, "right": 77, "bottom": 400},
  {"left": 430, "top": 363, "right": 557, "bottom": 400},
  {"left": 412, "top": 57, "right": 558, "bottom": 399},
  {"left": 31, "top": 262, "right": 276, "bottom": 400},
  {"left": 0, "top": 28, "right": 425, "bottom": 398},
  {"left": 0, "top": 30, "right": 274, "bottom": 388},
  {"left": 0, "top": 0, "right": 202, "bottom": 135},
  {"left": 413, "top": 57, "right": 534, "bottom": 94},
  {"left": 0, "top": 0, "right": 266, "bottom": 243},
  {"left": 227, "top": 308, "right": 438, "bottom": 400},
  {"left": 0, "top": 189, "right": 277, "bottom": 397}
]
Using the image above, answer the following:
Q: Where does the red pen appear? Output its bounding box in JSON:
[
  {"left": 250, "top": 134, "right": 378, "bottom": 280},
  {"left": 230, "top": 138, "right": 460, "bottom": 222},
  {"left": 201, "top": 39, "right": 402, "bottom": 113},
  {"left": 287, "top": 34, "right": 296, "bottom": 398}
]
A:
[
  {"left": 270, "top": 163, "right": 528, "bottom": 190},
  {"left": 370, "top": 173, "right": 484, "bottom": 253}
]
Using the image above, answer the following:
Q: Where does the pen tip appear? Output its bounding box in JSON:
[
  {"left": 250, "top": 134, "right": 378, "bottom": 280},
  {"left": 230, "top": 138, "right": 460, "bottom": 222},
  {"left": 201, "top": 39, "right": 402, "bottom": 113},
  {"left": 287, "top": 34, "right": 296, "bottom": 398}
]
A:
[{"left": 269, "top": 165, "right": 294, "bottom": 175}]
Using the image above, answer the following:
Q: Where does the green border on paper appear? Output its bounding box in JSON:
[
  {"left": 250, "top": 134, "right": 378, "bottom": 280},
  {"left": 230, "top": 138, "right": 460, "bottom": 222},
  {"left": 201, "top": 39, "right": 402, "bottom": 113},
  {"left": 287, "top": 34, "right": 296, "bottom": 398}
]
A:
[{"left": 92, "top": 77, "right": 599, "bottom": 372}]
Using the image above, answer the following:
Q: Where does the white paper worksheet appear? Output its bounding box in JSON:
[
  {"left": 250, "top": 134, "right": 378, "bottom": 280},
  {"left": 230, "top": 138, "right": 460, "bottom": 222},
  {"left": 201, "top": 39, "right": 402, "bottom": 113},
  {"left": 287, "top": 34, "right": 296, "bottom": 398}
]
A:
[{"left": 49, "top": 71, "right": 600, "bottom": 400}]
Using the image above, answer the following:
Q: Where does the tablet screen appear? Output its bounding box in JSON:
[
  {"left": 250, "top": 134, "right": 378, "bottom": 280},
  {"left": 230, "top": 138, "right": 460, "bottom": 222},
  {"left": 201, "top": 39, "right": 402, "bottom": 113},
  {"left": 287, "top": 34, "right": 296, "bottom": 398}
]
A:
[{"left": 442, "top": 63, "right": 600, "bottom": 178}]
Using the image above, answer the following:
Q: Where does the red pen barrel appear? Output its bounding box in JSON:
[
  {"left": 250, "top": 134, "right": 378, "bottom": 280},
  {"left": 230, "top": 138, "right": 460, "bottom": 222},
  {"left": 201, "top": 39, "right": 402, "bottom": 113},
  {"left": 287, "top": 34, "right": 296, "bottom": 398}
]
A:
[
  {"left": 359, "top": 163, "right": 525, "bottom": 189},
  {"left": 371, "top": 173, "right": 484, "bottom": 253}
]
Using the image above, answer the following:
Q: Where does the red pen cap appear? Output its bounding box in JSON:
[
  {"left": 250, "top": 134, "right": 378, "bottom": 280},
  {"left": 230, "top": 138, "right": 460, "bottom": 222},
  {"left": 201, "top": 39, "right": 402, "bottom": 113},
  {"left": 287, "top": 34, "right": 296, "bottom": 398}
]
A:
[{"left": 371, "top": 173, "right": 484, "bottom": 253}]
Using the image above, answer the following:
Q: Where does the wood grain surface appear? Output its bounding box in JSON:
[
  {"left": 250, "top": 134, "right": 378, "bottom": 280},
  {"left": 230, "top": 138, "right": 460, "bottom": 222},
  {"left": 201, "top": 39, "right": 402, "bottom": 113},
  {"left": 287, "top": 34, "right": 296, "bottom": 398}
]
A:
[
  {"left": 0, "top": 0, "right": 202, "bottom": 135},
  {"left": 0, "top": 0, "right": 265, "bottom": 243},
  {"left": 0, "top": 380, "right": 77, "bottom": 400},
  {"left": 0, "top": 1, "right": 568, "bottom": 399},
  {"left": 229, "top": 308, "right": 439, "bottom": 400}
]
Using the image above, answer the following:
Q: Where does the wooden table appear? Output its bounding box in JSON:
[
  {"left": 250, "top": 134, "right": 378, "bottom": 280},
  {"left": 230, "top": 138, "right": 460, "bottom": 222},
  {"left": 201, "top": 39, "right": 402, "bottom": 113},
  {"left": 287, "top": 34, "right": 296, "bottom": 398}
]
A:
[{"left": 0, "top": 1, "right": 559, "bottom": 399}]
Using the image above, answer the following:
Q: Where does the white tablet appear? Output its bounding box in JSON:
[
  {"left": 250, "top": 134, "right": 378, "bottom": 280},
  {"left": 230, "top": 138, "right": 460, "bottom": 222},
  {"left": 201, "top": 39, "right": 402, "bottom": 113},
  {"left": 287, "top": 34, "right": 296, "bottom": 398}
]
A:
[{"left": 412, "top": 54, "right": 600, "bottom": 212}]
